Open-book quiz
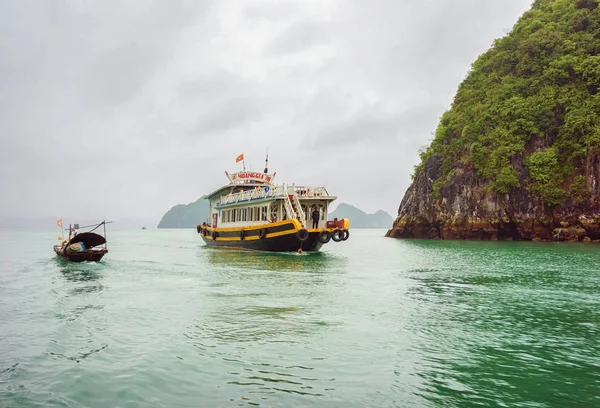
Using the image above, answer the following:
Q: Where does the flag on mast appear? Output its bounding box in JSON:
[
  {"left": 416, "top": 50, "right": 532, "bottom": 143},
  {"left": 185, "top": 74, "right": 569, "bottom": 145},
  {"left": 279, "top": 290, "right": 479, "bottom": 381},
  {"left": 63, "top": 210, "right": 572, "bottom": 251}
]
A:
[
  {"left": 57, "top": 219, "right": 62, "bottom": 227},
  {"left": 236, "top": 154, "right": 244, "bottom": 163}
]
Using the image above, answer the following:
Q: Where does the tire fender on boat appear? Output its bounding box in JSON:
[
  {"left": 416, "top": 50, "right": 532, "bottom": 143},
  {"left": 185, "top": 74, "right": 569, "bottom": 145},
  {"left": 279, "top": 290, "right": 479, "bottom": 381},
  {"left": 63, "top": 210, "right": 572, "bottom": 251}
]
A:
[
  {"left": 212, "top": 230, "right": 218, "bottom": 240},
  {"left": 318, "top": 230, "right": 331, "bottom": 244},
  {"left": 197, "top": 225, "right": 201, "bottom": 234},
  {"left": 341, "top": 229, "right": 349, "bottom": 241},
  {"left": 332, "top": 229, "right": 343, "bottom": 242},
  {"left": 296, "top": 229, "right": 309, "bottom": 241},
  {"left": 240, "top": 229, "right": 246, "bottom": 240},
  {"left": 258, "top": 229, "right": 267, "bottom": 239}
]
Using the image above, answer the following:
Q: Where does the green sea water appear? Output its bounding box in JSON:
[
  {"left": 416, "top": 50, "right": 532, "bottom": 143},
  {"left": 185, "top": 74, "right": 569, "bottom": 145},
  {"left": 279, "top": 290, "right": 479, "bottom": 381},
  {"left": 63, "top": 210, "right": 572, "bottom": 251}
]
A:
[{"left": 1, "top": 229, "right": 599, "bottom": 407}]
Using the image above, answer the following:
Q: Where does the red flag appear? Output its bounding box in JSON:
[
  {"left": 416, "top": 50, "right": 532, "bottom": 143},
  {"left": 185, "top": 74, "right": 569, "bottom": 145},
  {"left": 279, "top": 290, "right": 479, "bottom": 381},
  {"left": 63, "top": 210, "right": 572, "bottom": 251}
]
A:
[
  {"left": 57, "top": 219, "right": 62, "bottom": 227},
  {"left": 236, "top": 154, "right": 244, "bottom": 163}
]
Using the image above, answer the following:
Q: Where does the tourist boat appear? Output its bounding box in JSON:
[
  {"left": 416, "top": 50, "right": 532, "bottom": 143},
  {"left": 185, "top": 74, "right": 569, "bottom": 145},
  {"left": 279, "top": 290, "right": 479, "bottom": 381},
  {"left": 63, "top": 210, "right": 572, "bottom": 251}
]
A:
[
  {"left": 198, "top": 162, "right": 350, "bottom": 252},
  {"left": 53, "top": 221, "right": 110, "bottom": 262}
]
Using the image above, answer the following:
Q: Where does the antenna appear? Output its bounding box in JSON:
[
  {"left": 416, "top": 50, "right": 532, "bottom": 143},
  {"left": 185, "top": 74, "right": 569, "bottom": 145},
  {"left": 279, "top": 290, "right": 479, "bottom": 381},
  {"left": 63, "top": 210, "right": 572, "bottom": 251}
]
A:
[{"left": 264, "top": 148, "right": 269, "bottom": 173}]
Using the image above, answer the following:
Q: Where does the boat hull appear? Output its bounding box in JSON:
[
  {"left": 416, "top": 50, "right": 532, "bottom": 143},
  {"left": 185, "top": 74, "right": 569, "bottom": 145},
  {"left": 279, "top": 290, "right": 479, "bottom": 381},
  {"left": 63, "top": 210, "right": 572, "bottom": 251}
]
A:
[
  {"left": 199, "top": 220, "right": 326, "bottom": 252},
  {"left": 54, "top": 249, "right": 107, "bottom": 262}
]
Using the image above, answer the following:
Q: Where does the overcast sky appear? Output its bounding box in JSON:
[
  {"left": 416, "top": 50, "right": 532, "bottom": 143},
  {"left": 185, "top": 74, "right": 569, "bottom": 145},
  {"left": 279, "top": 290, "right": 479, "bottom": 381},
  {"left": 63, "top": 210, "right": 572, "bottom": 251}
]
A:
[{"left": 0, "top": 0, "right": 533, "bottom": 224}]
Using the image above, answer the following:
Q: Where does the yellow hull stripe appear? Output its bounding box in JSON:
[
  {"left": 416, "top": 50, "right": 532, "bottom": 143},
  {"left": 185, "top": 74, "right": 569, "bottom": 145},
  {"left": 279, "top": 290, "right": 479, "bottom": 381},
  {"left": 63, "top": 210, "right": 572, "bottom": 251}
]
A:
[
  {"left": 199, "top": 219, "right": 349, "bottom": 241},
  {"left": 205, "top": 229, "right": 298, "bottom": 241}
]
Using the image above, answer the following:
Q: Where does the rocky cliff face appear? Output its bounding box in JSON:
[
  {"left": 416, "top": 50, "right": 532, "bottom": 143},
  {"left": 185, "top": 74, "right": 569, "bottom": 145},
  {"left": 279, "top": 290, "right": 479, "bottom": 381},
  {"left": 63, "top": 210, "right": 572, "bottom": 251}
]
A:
[
  {"left": 386, "top": 152, "right": 600, "bottom": 242},
  {"left": 387, "top": 0, "right": 600, "bottom": 242}
]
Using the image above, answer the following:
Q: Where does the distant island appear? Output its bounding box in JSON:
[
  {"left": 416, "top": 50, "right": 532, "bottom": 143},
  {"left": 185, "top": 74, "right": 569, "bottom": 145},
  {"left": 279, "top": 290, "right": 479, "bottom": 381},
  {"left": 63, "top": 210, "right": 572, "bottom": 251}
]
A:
[
  {"left": 387, "top": 0, "right": 600, "bottom": 242},
  {"left": 157, "top": 198, "right": 209, "bottom": 228},
  {"left": 157, "top": 199, "right": 392, "bottom": 229},
  {"left": 329, "top": 203, "right": 393, "bottom": 228}
]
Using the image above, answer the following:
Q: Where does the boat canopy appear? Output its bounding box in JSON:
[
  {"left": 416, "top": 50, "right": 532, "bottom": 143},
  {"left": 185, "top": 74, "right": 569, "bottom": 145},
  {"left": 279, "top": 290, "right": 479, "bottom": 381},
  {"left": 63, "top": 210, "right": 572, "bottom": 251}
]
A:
[{"left": 68, "top": 232, "right": 106, "bottom": 248}]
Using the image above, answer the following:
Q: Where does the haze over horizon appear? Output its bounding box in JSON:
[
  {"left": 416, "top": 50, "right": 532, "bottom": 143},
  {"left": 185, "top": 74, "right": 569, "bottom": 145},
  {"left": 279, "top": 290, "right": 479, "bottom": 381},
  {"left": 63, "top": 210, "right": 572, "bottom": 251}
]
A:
[{"left": 0, "top": 0, "right": 533, "bottom": 223}]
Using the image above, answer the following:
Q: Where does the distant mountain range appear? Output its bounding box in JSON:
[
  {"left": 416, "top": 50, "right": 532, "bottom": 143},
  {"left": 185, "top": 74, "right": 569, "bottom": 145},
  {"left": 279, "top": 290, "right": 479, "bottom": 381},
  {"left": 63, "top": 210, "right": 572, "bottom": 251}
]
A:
[
  {"left": 157, "top": 199, "right": 393, "bottom": 229},
  {"left": 329, "top": 203, "right": 393, "bottom": 229},
  {"left": 157, "top": 198, "right": 210, "bottom": 228}
]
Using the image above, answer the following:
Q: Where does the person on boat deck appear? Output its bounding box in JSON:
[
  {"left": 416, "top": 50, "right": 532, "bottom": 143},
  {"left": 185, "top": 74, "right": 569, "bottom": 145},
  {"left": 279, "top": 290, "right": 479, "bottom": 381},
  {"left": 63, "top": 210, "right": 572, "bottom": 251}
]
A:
[{"left": 311, "top": 208, "right": 320, "bottom": 229}]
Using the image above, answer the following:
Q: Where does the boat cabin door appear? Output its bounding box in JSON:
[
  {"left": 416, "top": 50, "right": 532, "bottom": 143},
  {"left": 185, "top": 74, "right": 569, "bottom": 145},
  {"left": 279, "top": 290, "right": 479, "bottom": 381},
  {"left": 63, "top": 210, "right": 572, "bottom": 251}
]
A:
[{"left": 212, "top": 213, "right": 218, "bottom": 228}]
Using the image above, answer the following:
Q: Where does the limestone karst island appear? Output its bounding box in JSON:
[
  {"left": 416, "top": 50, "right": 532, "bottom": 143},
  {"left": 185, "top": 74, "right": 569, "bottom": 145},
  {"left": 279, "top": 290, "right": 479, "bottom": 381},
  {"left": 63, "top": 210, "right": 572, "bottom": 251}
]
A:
[{"left": 387, "top": 0, "right": 600, "bottom": 242}]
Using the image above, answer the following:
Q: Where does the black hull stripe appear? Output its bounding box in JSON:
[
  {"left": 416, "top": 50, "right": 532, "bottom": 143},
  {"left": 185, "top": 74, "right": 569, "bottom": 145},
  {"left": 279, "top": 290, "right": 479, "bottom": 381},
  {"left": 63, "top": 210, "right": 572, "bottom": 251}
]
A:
[
  {"left": 213, "top": 222, "right": 296, "bottom": 238},
  {"left": 201, "top": 232, "right": 325, "bottom": 252}
]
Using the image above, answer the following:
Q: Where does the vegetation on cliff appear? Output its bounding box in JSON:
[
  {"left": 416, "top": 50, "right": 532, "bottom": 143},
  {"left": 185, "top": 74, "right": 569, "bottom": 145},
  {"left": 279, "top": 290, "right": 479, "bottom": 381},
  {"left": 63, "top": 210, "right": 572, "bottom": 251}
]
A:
[{"left": 415, "top": 0, "right": 600, "bottom": 207}]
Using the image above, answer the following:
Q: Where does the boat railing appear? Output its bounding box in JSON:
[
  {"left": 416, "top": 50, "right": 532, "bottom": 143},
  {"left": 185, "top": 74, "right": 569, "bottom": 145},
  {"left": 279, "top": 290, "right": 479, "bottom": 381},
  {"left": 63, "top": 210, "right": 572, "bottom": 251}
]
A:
[
  {"left": 219, "top": 186, "right": 274, "bottom": 205},
  {"left": 218, "top": 185, "right": 330, "bottom": 206},
  {"left": 291, "top": 185, "right": 330, "bottom": 197}
]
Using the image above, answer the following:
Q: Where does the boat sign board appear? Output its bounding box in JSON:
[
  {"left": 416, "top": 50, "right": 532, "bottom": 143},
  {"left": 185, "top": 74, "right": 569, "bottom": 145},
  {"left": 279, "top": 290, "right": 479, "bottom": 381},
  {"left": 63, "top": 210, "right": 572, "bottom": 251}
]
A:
[{"left": 226, "top": 171, "right": 276, "bottom": 184}]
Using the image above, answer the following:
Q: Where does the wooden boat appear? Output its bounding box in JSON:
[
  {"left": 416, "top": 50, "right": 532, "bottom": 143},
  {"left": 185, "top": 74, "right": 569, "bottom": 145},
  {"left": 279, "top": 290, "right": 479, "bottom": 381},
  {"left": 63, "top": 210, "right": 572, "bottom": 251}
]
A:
[
  {"left": 198, "top": 157, "right": 350, "bottom": 253},
  {"left": 53, "top": 221, "right": 110, "bottom": 262}
]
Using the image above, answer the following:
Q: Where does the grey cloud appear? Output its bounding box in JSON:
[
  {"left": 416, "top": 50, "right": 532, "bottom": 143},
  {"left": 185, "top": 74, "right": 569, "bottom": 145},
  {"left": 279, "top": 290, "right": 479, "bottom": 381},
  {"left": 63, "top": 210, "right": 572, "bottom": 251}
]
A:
[
  {"left": 264, "top": 20, "right": 330, "bottom": 56},
  {"left": 311, "top": 103, "right": 445, "bottom": 150},
  {"left": 243, "top": 1, "right": 300, "bottom": 22},
  {"left": 193, "top": 97, "right": 265, "bottom": 136},
  {"left": 0, "top": 0, "right": 533, "bottom": 221}
]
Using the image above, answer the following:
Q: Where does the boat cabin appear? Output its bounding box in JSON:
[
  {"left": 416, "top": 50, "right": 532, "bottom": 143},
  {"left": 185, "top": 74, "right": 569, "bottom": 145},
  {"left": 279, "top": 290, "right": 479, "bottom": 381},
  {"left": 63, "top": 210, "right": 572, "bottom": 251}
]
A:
[{"left": 203, "top": 171, "right": 337, "bottom": 230}]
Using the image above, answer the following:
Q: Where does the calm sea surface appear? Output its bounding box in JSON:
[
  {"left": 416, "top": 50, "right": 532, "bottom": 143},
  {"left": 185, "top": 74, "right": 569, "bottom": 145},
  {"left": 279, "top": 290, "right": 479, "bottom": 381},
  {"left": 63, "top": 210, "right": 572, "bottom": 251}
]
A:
[{"left": 1, "top": 229, "right": 599, "bottom": 407}]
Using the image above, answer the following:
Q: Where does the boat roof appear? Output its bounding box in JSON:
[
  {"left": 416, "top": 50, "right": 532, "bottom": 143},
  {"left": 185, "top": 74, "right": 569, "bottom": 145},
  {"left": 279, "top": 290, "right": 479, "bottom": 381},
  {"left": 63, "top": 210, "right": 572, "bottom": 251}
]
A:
[
  {"left": 203, "top": 183, "right": 271, "bottom": 200},
  {"left": 203, "top": 171, "right": 276, "bottom": 200},
  {"left": 68, "top": 232, "right": 106, "bottom": 248}
]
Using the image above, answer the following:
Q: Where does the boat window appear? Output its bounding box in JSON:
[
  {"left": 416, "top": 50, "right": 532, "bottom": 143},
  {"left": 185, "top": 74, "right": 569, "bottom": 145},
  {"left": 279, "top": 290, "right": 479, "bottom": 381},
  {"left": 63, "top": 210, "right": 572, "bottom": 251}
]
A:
[
  {"left": 261, "top": 207, "right": 267, "bottom": 221},
  {"left": 242, "top": 208, "right": 247, "bottom": 222}
]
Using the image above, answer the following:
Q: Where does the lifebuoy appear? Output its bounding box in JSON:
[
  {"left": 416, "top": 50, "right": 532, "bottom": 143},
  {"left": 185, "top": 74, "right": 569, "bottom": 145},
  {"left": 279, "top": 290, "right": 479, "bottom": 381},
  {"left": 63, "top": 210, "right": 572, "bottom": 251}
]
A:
[
  {"left": 240, "top": 229, "right": 246, "bottom": 240},
  {"left": 341, "top": 229, "right": 349, "bottom": 241},
  {"left": 332, "top": 229, "right": 343, "bottom": 242},
  {"left": 296, "top": 229, "right": 309, "bottom": 241},
  {"left": 318, "top": 230, "right": 331, "bottom": 244},
  {"left": 258, "top": 229, "right": 267, "bottom": 239}
]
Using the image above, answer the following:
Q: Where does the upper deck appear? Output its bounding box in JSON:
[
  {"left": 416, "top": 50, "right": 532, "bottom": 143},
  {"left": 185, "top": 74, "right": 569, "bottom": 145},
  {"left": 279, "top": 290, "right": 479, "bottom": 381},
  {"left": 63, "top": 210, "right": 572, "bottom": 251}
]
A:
[{"left": 217, "top": 185, "right": 334, "bottom": 207}]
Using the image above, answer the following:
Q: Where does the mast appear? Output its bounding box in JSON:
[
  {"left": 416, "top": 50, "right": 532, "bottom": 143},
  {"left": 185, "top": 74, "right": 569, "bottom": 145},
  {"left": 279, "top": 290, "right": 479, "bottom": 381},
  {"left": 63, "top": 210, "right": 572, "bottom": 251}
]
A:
[{"left": 264, "top": 148, "right": 269, "bottom": 173}]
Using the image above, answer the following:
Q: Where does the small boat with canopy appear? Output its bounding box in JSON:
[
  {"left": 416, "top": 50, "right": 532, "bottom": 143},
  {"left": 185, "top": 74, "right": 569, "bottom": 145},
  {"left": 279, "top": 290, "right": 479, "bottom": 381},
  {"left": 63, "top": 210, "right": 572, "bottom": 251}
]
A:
[{"left": 53, "top": 220, "right": 110, "bottom": 262}]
